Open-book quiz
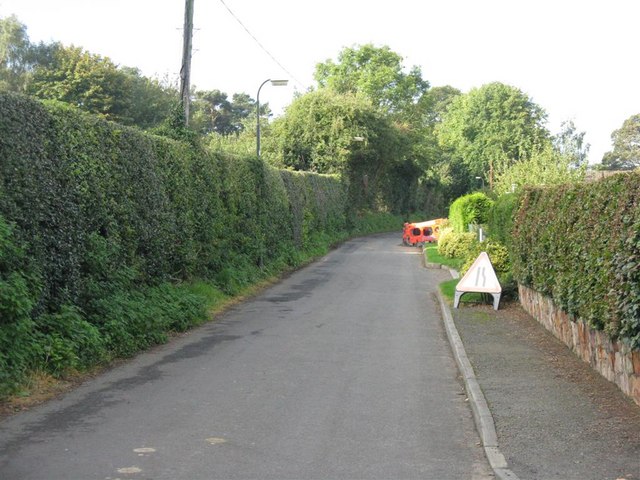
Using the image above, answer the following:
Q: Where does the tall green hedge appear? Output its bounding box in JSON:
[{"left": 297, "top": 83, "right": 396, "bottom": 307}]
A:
[
  {"left": 0, "top": 93, "right": 355, "bottom": 395},
  {"left": 449, "top": 192, "right": 494, "bottom": 232},
  {"left": 511, "top": 174, "right": 640, "bottom": 347},
  {"left": 486, "top": 192, "right": 520, "bottom": 247}
]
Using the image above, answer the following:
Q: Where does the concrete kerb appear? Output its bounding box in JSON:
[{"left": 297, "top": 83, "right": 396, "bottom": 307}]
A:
[{"left": 435, "top": 290, "right": 521, "bottom": 480}]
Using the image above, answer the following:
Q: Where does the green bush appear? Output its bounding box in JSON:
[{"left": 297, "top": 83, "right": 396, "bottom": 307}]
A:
[
  {"left": 0, "top": 318, "right": 37, "bottom": 396},
  {"left": 449, "top": 192, "right": 494, "bottom": 233},
  {"left": 438, "top": 230, "right": 478, "bottom": 259},
  {"left": 512, "top": 174, "right": 640, "bottom": 347},
  {"left": 34, "top": 306, "right": 106, "bottom": 375},
  {"left": 0, "top": 215, "right": 41, "bottom": 396},
  {"left": 461, "top": 240, "right": 510, "bottom": 276},
  {"left": 96, "top": 283, "right": 207, "bottom": 358}
]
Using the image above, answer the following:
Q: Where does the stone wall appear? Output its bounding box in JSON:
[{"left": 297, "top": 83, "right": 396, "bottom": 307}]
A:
[{"left": 518, "top": 284, "right": 640, "bottom": 407}]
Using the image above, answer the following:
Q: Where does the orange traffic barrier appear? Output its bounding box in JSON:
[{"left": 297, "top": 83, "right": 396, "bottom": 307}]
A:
[{"left": 402, "top": 218, "right": 446, "bottom": 246}]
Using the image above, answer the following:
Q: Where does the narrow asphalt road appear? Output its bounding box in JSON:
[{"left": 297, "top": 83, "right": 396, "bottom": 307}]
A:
[{"left": 0, "top": 233, "right": 492, "bottom": 479}]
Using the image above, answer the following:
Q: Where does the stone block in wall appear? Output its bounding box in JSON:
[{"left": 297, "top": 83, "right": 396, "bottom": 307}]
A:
[
  {"left": 633, "top": 351, "right": 640, "bottom": 375},
  {"left": 631, "top": 375, "right": 640, "bottom": 400}
]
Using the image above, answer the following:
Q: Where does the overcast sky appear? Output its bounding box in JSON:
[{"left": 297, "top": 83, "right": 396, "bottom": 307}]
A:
[{"left": 2, "top": 0, "right": 639, "bottom": 164}]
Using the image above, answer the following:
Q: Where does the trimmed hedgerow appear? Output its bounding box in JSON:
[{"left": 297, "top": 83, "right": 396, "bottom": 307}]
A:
[
  {"left": 449, "top": 192, "right": 494, "bottom": 233},
  {"left": 486, "top": 192, "right": 520, "bottom": 247},
  {"left": 511, "top": 173, "right": 640, "bottom": 347}
]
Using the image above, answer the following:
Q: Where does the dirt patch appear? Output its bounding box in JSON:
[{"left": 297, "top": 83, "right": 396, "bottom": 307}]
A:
[{"left": 1, "top": 372, "right": 85, "bottom": 419}]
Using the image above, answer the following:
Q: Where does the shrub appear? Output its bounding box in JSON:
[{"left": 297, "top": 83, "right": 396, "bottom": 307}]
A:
[
  {"left": 34, "top": 306, "right": 106, "bottom": 375},
  {"left": 449, "top": 192, "right": 494, "bottom": 233},
  {"left": 96, "top": 283, "right": 207, "bottom": 358},
  {"left": 438, "top": 230, "right": 478, "bottom": 259},
  {"left": 0, "top": 215, "right": 41, "bottom": 396},
  {"left": 461, "top": 240, "right": 510, "bottom": 275}
]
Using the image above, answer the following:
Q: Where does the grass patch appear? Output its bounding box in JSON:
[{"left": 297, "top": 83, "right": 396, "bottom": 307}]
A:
[
  {"left": 424, "top": 244, "right": 463, "bottom": 270},
  {"left": 439, "top": 278, "right": 458, "bottom": 300},
  {"left": 187, "top": 281, "right": 230, "bottom": 314},
  {"left": 439, "top": 278, "right": 494, "bottom": 306}
]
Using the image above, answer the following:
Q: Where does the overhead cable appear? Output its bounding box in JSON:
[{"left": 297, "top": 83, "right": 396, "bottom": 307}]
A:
[{"left": 218, "top": 0, "right": 306, "bottom": 90}]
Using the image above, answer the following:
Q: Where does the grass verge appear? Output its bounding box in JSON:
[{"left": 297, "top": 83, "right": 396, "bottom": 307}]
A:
[
  {"left": 423, "top": 243, "right": 464, "bottom": 270},
  {"left": 439, "top": 278, "right": 488, "bottom": 305}
]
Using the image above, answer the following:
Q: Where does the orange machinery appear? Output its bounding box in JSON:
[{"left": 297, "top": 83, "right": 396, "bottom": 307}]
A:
[{"left": 402, "top": 218, "right": 446, "bottom": 246}]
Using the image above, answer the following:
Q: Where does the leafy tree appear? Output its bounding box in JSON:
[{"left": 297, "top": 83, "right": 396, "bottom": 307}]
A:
[
  {"left": 191, "top": 89, "right": 234, "bottom": 135},
  {"left": 269, "top": 89, "right": 412, "bottom": 210},
  {"left": 553, "top": 120, "right": 589, "bottom": 168},
  {"left": 0, "top": 15, "right": 34, "bottom": 92},
  {"left": 601, "top": 114, "right": 640, "bottom": 170},
  {"left": 417, "top": 85, "right": 462, "bottom": 126},
  {"left": 191, "top": 90, "right": 258, "bottom": 136},
  {"left": 230, "top": 92, "right": 256, "bottom": 123},
  {"left": 493, "top": 143, "right": 585, "bottom": 195},
  {"left": 27, "top": 44, "right": 131, "bottom": 122},
  {"left": 26, "top": 43, "right": 177, "bottom": 128},
  {"left": 436, "top": 82, "right": 549, "bottom": 187},
  {"left": 270, "top": 89, "right": 384, "bottom": 173},
  {"left": 314, "top": 44, "right": 429, "bottom": 116},
  {"left": 408, "top": 86, "right": 465, "bottom": 212},
  {"left": 120, "top": 67, "right": 177, "bottom": 130},
  {"left": 1, "top": 15, "right": 176, "bottom": 127}
]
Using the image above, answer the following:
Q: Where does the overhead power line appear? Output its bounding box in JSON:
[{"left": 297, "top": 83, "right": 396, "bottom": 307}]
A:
[{"left": 218, "top": 0, "right": 305, "bottom": 90}]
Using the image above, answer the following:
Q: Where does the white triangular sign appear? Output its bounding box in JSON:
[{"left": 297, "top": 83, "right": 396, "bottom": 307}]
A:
[{"left": 456, "top": 252, "right": 502, "bottom": 294}]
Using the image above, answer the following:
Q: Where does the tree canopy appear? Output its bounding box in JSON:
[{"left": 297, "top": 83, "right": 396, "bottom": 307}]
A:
[
  {"left": 493, "top": 143, "right": 585, "bottom": 195},
  {"left": 191, "top": 90, "right": 258, "bottom": 136},
  {"left": 26, "top": 45, "right": 178, "bottom": 128},
  {"left": 601, "top": 114, "right": 640, "bottom": 170},
  {"left": 270, "top": 89, "right": 391, "bottom": 174},
  {"left": 436, "top": 82, "right": 549, "bottom": 186},
  {"left": 553, "top": 120, "right": 590, "bottom": 168},
  {"left": 269, "top": 88, "right": 416, "bottom": 211},
  {"left": 314, "top": 44, "right": 429, "bottom": 116},
  {"left": 0, "top": 15, "right": 32, "bottom": 92}
]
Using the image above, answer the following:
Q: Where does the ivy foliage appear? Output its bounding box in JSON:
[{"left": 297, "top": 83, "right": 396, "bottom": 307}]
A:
[{"left": 511, "top": 174, "right": 640, "bottom": 347}]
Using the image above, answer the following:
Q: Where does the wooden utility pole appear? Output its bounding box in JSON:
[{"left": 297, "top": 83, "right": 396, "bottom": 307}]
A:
[{"left": 179, "top": 0, "right": 194, "bottom": 126}]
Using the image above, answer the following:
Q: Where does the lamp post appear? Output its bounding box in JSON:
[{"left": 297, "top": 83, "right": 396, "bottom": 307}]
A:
[{"left": 256, "top": 79, "right": 288, "bottom": 158}]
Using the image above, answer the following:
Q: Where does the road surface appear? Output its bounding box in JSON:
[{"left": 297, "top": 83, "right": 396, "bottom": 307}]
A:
[{"left": 0, "top": 233, "right": 491, "bottom": 479}]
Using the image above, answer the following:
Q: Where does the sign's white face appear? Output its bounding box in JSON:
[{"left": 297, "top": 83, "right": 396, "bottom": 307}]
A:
[{"left": 456, "top": 251, "right": 502, "bottom": 294}]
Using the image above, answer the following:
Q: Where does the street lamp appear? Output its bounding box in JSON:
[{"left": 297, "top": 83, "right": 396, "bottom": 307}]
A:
[{"left": 256, "top": 79, "right": 288, "bottom": 158}]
